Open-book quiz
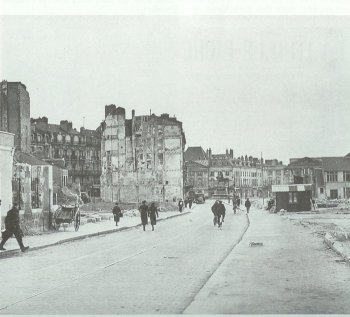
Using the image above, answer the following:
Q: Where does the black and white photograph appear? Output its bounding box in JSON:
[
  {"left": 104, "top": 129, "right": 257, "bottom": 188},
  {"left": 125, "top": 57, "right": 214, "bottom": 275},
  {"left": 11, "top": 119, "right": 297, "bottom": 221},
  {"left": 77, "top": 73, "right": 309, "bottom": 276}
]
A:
[{"left": 0, "top": 0, "right": 350, "bottom": 314}]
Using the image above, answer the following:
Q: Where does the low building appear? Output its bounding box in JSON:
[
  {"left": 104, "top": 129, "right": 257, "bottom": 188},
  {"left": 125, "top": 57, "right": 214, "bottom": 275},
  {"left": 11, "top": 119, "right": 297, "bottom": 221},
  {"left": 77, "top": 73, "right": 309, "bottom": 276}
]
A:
[
  {"left": 322, "top": 156, "right": 350, "bottom": 199},
  {"left": 0, "top": 131, "right": 15, "bottom": 228},
  {"left": 272, "top": 184, "right": 313, "bottom": 212},
  {"left": 287, "top": 155, "right": 350, "bottom": 200},
  {"left": 14, "top": 152, "right": 54, "bottom": 214}
]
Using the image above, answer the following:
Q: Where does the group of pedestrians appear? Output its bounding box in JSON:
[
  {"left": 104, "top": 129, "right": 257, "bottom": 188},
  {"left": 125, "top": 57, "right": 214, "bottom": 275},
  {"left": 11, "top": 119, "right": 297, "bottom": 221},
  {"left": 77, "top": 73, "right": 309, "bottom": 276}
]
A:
[
  {"left": 178, "top": 198, "right": 193, "bottom": 212},
  {"left": 211, "top": 200, "right": 226, "bottom": 229},
  {"left": 139, "top": 200, "right": 159, "bottom": 231},
  {"left": 232, "top": 197, "right": 251, "bottom": 214}
]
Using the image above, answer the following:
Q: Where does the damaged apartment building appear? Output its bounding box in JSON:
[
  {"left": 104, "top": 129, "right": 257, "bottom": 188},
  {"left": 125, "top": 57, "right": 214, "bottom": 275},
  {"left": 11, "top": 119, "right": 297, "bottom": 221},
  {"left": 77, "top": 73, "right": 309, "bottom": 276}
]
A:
[{"left": 100, "top": 105, "right": 186, "bottom": 203}]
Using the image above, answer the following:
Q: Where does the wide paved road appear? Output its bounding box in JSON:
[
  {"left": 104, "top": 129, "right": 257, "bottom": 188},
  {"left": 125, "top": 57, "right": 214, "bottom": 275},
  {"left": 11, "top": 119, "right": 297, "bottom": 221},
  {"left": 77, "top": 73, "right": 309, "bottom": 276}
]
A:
[{"left": 0, "top": 201, "right": 247, "bottom": 314}]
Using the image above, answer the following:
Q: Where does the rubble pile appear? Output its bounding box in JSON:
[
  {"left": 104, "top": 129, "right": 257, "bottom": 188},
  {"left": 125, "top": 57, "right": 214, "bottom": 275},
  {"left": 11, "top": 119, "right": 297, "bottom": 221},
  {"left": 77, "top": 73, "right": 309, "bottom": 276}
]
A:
[{"left": 56, "top": 186, "right": 83, "bottom": 206}]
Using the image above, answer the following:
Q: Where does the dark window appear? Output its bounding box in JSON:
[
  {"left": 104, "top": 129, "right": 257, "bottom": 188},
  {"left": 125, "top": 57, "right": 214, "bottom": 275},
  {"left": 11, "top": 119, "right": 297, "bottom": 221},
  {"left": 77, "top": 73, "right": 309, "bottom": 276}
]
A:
[{"left": 330, "top": 189, "right": 338, "bottom": 199}]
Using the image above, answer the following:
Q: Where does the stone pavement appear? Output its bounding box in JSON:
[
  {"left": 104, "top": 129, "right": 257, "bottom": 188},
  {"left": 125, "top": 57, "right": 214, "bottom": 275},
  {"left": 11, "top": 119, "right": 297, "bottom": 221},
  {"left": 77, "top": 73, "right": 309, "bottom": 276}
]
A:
[
  {"left": 184, "top": 207, "right": 350, "bottom": 314},
  {"left": 0, "top": 208, "right": 189, "bottom": 257}
]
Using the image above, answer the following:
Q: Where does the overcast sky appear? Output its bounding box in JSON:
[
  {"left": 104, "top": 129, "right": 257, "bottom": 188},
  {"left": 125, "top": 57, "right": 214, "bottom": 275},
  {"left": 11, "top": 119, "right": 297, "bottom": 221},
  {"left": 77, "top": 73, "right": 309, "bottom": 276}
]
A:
[{"left": 1, "top": 15, "right": 349, "bottom": 163}]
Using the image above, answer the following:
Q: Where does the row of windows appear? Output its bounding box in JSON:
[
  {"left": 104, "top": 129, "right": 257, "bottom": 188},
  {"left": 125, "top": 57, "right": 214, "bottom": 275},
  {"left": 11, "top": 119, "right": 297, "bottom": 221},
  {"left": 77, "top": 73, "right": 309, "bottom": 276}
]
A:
[
  {"left": 32, "top": 133, "right": 99, "bottom": 145},
  {"left": 206, "top": 171, "right": 263, "bottom": 178},
  {"left": 325, "top": 171, "right": 350, "bottom": 182}
]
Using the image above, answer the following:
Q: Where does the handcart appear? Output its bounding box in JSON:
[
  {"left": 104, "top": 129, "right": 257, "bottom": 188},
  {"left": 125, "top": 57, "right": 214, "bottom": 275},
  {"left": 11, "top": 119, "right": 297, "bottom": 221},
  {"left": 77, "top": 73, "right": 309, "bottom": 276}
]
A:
[{"left": 52, "top": 204, "right": 80, "bottom": 231}]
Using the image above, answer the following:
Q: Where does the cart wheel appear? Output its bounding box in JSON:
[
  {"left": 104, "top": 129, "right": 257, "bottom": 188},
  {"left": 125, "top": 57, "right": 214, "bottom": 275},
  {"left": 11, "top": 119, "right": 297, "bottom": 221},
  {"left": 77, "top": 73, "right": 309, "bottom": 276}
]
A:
[{"left": 75, "top": 211, "right": 80, "bottom": 231}]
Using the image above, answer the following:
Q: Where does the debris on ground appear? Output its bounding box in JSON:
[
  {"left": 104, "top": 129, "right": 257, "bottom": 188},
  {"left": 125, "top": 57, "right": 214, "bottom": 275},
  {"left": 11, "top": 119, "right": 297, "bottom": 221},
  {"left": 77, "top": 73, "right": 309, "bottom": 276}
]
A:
[{"left": 249, "top": 242, "right": 264, "bottom": 247}]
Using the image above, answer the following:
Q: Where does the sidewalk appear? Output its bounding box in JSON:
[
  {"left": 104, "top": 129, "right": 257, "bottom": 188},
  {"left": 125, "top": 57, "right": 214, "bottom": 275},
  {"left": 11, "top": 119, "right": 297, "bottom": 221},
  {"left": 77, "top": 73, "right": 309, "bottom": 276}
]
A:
[
  {"left": 0, "top": 209, "right": 191, "bottom": 258},
  {"left": 184, "top": 207, "right": 350, "bottom": 314}
]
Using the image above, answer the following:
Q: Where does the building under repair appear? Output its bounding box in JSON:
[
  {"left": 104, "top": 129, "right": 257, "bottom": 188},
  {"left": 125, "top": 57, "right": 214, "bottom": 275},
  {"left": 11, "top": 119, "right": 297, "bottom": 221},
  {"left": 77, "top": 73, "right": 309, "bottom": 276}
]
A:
[{"left": 100, "top": 106, "right": 186, "bottom": 203}]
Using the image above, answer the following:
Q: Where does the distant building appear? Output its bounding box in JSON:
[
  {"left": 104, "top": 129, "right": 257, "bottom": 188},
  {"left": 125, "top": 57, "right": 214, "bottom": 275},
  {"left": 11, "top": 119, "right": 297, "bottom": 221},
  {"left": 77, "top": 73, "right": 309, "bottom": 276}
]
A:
[
  {"left": 287, "top": 155, "right": 350, "bottom": 199},
  {"left": 184, "top": 146, "right": 208, "bottom": 161},
  {"left": 185, "top": 147, "right": 286, "bottom": 199},
  {"left": 0, "top": 81, "right": 31, "bottom": 153},
  {"left": 286, "top": 157, "right": 323, "bottom": 198},
  {"left": 321, "top": 156, "right": 350, "bottom": 199},
  {"left": 184, "top": 146, "right": 209, "bottom": 197},
  {"left": 30, "top": 117, "right": 102, "bottom": 196},
  {"left": 100, "top": 105, "right": 186, "bottom": 202}
]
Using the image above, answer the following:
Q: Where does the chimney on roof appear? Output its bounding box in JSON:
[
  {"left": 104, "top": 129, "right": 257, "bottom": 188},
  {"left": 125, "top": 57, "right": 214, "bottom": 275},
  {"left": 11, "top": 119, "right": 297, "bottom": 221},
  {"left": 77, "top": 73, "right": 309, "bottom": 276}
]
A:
[
  {"left": 230, "top": 149, "right": 233, "bottom": 158},
  {"left": 161, "top": 113, "right": 169, "bottom": 119},
  {"left": 226, "top": 149, "right": 228, "bottom": 156},
  {"left": 60, "top": 120, "right": 72, "bottom": 131},
  {"left": 132, "top": 109, "right": 135, "bottom": 118}
]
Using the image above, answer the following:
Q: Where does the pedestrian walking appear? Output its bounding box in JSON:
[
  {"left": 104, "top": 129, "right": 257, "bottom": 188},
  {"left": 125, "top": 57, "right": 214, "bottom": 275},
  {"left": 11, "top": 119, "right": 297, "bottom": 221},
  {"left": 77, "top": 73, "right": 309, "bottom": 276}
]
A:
[
  {"left": 184, "top": 198, "right": 188, "bottom": 208},
  {"left": 217, "top": 201, "right": 226, "bottom": 229},
  {"left": 245, "top": 198, "right": 251, "bottom": 214},
  {"left": 178, "top": 199, "right": 184, "bottom": 212},
  {"left": 232, "top": 199, "right": 238, "bottom": 214},
  {"left": 148, "top": 202, "right": 159, "bottom": 231},
  {"left": 112, "top": 202, "right": 122, "bottom": 226},
  {"left": 188, "top": 198, "right": 193, "bottom": 209},
  {"left": 211, "top": 200, "right": 219, "bottom": 227},
  {"left": 237, "top": 197, "right": 241, "bottom": 206},
  {"left": 139, "top": 200, "right": 149, "bottom": 231},
  {"left": 0, "top": 203, "right": 29, "bottom": 252}
]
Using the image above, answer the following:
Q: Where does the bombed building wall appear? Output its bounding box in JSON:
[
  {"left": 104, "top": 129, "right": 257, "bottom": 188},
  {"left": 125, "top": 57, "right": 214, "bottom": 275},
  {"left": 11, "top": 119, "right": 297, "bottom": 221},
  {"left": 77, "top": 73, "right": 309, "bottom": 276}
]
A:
[
  {"left": 101, "top": 106, "right": 185, "bottom": 203},
  {"left": 1, "top": 81, "right": 31, "bottom": 153}
]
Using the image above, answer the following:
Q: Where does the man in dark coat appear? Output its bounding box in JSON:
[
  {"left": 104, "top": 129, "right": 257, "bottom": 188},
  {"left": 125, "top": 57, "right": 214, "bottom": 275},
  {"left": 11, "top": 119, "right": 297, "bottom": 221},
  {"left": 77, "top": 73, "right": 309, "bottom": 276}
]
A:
[
  {"left": 245, "top": 198, "right": 251, "bottom": 214},
  {"left": 139, "top": 201, "right": 149, "bottom": 231},
  {"left": 178, "top": 199, "right": 184, "bottom": 212},
  {"left": 112, "top": 202, "right": 122, "bottom": 226},
  {"left": 217, "top": 201, "right": 226, "bottom": 229},
  {"left": 211, "top": 201, "right": 219, "bottom": 227},
  {"left": 184, "top": 198, "right": 188, "bottom": 208},
  {"left": 148, "top": 202, "right": 159, "bottom": 231},
  {"left": 0, "top": 203, "right": 29, "bottom": 252}
]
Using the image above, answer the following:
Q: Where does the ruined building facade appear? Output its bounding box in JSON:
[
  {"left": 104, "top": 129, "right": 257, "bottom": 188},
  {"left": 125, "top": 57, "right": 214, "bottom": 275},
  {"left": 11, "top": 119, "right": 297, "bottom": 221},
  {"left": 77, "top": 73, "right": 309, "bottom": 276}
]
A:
[
  {"left": 0, "top": 81, "right": 31, "bottom": 153},
  {"left": 100, "top": 105, "right": 186, "bottom": 203},
  {"left": 30, "top": 117, "right": 102, "bottom": 196}
]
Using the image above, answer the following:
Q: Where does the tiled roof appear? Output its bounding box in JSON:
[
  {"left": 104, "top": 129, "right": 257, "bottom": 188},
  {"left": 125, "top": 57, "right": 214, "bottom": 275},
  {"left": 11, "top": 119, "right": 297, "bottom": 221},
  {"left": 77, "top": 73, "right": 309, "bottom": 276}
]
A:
[
  {"left": 345, "top": 153, "right": 350, "bottom": 158},
  {"left": 184, "top": 147, "right": 207, "bottom": 161},
  {"left": 186, "top": 160, "right": 209, "bottom": 168},
  {"left": 321, "top": 157, "right": 350, "bottom": 171},
  {"left": 288, "top": 157, "right": 322, "bottom": 167}
]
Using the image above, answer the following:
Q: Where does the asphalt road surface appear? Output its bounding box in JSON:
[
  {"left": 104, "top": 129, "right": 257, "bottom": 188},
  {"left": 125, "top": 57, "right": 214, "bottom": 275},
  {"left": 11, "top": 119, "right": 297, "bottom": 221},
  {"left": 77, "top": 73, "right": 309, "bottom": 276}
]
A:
[
  {"left": 0, "top": 201, "right": 248, "bottom": 314},
  {"left": 1, "top": 201, "right": 350, "bottom": 314}
]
